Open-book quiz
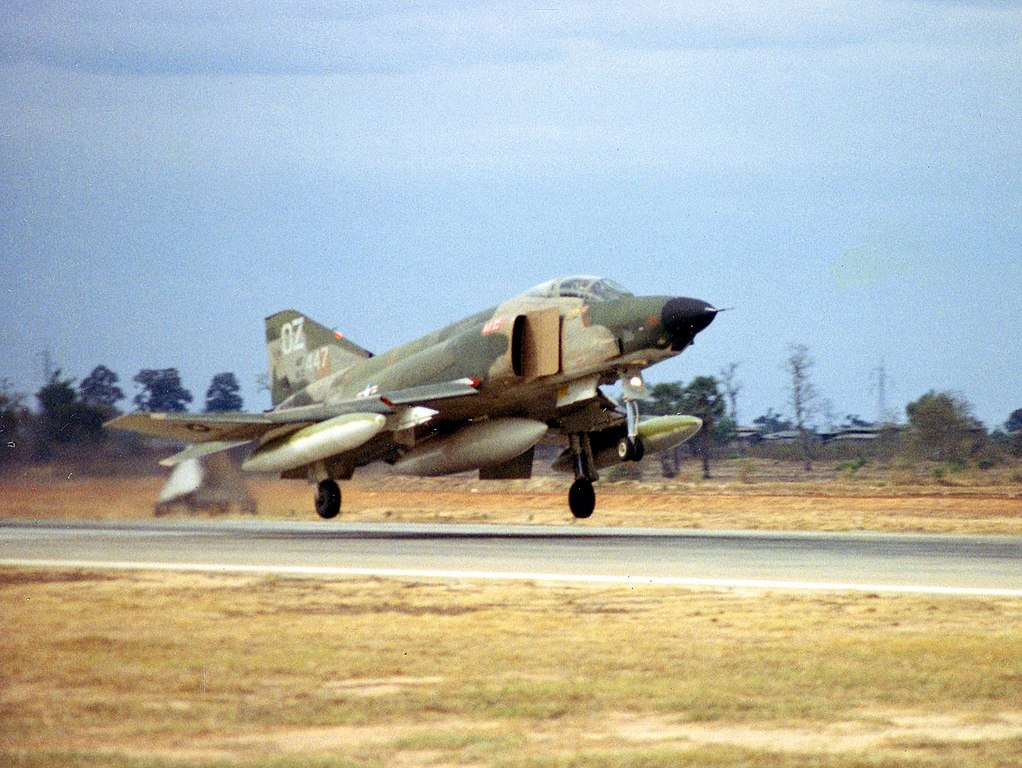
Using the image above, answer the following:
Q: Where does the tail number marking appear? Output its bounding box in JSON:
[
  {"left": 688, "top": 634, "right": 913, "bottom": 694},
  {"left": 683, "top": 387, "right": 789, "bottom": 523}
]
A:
[
  {"left": 280, "top": 317, "right": 306, "bottom": 355},
  {"left": 310, "top": 346, "right": 331, "bottom": 378}
]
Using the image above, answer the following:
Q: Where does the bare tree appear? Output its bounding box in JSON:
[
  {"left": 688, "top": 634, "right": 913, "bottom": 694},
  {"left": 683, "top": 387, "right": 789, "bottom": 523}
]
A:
[
  {"left": 718, "top": 361, "right": 744, "bottom": 424},
  {"left": 785, "top": 344, "right": 820, "bottom": 472}
]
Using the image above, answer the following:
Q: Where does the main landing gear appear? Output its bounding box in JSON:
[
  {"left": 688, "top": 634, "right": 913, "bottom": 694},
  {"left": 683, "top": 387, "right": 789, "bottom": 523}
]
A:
[
  {"left": 567, "top": 433, "right": 597, "bottom": 519},
  {"left": 315, "top": 479, "right": 342, "bottom": 519},
  {"left": 566, "top": 370, "right": 650, "bottom": 519}
]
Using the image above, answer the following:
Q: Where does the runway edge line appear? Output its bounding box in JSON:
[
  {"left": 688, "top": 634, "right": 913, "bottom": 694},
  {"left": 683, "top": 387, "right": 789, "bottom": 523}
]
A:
[{"left": 3, "top": 558, "right": 1022, "bottom": 597}]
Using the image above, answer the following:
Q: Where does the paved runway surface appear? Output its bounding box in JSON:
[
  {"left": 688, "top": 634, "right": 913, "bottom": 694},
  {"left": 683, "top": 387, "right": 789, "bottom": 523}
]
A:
[{"left": 2, "top": 519, "right": 1022, "bottom": 596}]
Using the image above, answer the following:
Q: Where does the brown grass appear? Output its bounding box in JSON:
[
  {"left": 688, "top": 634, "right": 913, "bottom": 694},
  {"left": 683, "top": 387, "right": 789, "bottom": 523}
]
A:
[
  {"left": 2, "top": 569, "right": 1021, "bottom": 767},
  {"left": 2, "top": 464, "right": 1022, "bottom": 534}
]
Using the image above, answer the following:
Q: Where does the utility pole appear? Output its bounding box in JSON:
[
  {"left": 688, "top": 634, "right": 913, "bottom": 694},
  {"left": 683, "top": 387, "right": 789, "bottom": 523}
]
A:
[{"left": 872, "top": 358, "right": 891, "bottom": 425}]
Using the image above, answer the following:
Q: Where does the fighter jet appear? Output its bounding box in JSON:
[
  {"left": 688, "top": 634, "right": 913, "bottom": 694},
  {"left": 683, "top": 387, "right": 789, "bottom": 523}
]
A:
[{"left": 107, "top": 276, "right": 718, "bottom": 519}]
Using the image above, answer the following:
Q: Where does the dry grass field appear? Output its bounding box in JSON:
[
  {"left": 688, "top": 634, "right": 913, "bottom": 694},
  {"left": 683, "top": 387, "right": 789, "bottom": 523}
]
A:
[{"left": 2, "top": 568, "right": 1022, "bottom": 768}]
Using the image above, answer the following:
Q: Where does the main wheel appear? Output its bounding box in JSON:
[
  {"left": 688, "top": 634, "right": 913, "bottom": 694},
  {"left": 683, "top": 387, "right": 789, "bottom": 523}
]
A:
[
  {"left": 314, "top": 479, "right": 342, "bottom": 519},
  {"left": 568, "top": 477, "right": 596, "bottom": 519}
]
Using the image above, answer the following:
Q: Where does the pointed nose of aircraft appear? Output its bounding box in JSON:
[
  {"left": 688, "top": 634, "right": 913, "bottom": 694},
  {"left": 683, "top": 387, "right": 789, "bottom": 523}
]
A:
[{"left": 662, "top": 297, "right": 718, "bottom": 350}]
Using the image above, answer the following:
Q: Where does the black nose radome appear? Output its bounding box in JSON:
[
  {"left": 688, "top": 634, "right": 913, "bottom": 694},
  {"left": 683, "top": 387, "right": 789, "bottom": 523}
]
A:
[{"left": 662, "top": 297, "right": 718, "bottom": 349}]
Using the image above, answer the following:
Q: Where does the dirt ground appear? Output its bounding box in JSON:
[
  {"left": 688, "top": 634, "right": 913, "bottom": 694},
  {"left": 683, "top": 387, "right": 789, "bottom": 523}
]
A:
[{"left": 2, "top": 461, "right": 1022, "bottom": 534}]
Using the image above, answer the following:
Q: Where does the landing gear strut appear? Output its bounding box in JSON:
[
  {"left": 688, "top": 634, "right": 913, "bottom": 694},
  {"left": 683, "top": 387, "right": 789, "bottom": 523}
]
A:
[
  {"left": 617, "top": 370, "right": 647, "bottom": 462},
  {"left": 315, "top": 479, "right": 342, "bottom": 519}
]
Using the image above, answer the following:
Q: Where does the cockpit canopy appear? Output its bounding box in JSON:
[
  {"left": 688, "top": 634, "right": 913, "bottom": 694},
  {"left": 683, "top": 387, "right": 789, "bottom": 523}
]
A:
[{"left": 522, "top": 276, "right": 633, "bottom": 303}]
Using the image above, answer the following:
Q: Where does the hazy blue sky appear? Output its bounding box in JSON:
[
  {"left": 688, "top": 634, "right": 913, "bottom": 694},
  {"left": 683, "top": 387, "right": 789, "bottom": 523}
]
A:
[{"left": 2, "top": 1, "right": 1020, "bottom": 427}]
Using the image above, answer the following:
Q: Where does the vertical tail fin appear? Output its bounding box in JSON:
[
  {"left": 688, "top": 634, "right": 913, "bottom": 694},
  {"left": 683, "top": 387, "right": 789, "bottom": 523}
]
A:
[{"left": 265, "top": 310, "right": 373, "bottom": 406}]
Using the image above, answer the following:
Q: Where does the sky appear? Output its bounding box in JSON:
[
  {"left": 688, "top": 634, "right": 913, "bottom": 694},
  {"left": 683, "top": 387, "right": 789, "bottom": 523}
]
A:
[{"left": 1, "top": 1, "right": 1020, "bottom": 428}]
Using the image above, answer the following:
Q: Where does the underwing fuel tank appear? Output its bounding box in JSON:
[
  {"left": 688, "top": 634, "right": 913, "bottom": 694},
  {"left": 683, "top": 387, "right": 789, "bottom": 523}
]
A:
[
  {"left": 393, "top": 417, "right": 548, "bottom": 477},
  {"left": 242, "top": 413, "right": 387, "bottom": 474},
  {"left": 633, "top": 415, "right": 703, "bottom": 455}
]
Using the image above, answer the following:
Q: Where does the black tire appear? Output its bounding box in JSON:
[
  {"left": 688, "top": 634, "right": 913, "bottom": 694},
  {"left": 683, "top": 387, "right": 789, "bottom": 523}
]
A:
[
  {"left": 568, "top": 478, "right": 596, "bottom": 519},
  {"left": 315, "top": 479, "right": 342, "bottom": 519},
  {"left": 633, "top": 437, "right": 645, "bottom": 462}
]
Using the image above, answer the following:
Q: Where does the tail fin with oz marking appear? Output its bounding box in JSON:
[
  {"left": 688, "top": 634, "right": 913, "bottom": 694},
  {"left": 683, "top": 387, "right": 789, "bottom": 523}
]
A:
[{"left": 265, "top": 310, "right": 373, "bottom": 407}]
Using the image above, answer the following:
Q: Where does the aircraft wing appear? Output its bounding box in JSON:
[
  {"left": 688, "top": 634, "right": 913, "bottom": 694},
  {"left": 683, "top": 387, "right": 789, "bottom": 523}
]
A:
[
  {"left": 104, "top": 411, "right": 279, "bottom": 443},
  {"left": 105, "top": 377, "right": 481, "bottom": 445}
]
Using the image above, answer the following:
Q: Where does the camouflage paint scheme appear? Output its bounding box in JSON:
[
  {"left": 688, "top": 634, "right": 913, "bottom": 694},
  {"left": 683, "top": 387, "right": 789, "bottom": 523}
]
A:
[{"left": 108, "top": 276, "right": 718, "bottom": 517}]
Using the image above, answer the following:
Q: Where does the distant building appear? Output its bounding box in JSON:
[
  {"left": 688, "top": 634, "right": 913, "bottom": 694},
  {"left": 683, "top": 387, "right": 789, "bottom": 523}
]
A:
[
  {"left": 761, "top": 430, "right": 805, "bottom": 443},
  {"left": 733, "top": 427, "right": 762, "bottom": 447},
  {"left": 820, "top": 424, "right": 904, "bottom": 443}
]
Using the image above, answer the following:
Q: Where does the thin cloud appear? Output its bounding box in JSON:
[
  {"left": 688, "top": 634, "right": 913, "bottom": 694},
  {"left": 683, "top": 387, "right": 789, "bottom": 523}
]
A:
[{"left": 4, "top": 1, "right": 1020, "bottom": 77}]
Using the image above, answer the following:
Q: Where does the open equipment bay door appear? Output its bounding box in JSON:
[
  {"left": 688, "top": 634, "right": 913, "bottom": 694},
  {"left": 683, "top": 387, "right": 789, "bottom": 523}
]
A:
[{"left": 511, "top": 307, "right": 561, "bottom": 379}]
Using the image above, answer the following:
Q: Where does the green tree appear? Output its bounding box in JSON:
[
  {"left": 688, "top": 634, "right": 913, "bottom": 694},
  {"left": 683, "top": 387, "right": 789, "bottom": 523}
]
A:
[
  {"left": 1003, "top": 409, "right": 1022, "bottom": 458},
  {"left": 133, "top": 369, "right": 193, "bottom": 413},
  {"left": 35, "top": 369, "right": 78, "bottom": 455},
  {"left": 905, "top": 390, "right": 982, "bottom": 462},
  {"left": 645, "top": 382, "right": 686, "bottom": 416},
  {"left": 752, "top": 408, "right": 793, "bottom": 435},
  {"left": 714, "top": 416, "right": 738, "bottom": 447},
  {"left": 679, "top": 375, "right": 726, "bottom": 480},
  {"left": 205, "top": 372, "right": 243, "bottom": 412},
  {"left": 0, "top": 378, "right": 24, "bottom": 465},
  {"left": 79, "top": 365, "right": 124, "bottom": 408},
  {"left": 34, "top": 370, "right": 96, "bottom": 449},
  {"left": 1006, "top": 409, "right": 1022, "bottom": 434},
  {"left": 34, "top": 368, "right": 113, "bottom": 455}
]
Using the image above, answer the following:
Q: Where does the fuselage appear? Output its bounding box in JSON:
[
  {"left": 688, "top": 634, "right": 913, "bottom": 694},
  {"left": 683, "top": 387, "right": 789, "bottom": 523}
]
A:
[{"left": 276, "top": 276, "right": 717, "bottom": 428}]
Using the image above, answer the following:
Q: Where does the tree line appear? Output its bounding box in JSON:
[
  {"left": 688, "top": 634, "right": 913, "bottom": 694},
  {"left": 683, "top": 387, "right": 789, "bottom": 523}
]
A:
[
  {"left": 2, "top": 348, "right": 1020, "bottom": 473},
  {"left": 0, "top": 365, "right": 243, "bottom": 464},
  {"left": 643, "top": 348, "right": 1022, "bottom": 480}
]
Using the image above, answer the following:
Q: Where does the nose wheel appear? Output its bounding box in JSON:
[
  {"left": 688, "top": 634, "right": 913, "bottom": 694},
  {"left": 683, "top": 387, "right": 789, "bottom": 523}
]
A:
[{"left": 617, "top": 435, "right": 645, "bottom": 462}]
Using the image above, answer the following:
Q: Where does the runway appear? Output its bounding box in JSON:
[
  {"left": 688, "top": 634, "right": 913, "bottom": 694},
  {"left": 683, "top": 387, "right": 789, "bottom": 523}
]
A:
[{"left": 2, "top": 519, "right": 1022, "bottom": 596}]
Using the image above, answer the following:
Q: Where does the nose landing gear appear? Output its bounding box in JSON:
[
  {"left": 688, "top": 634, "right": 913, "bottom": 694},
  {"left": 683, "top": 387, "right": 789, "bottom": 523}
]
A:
[
  {"left": 617, "top": 370, "right": 647, "bottom": 462},
  {"left": 617, "top": 434, "right": 645, "bottom": 462}
]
